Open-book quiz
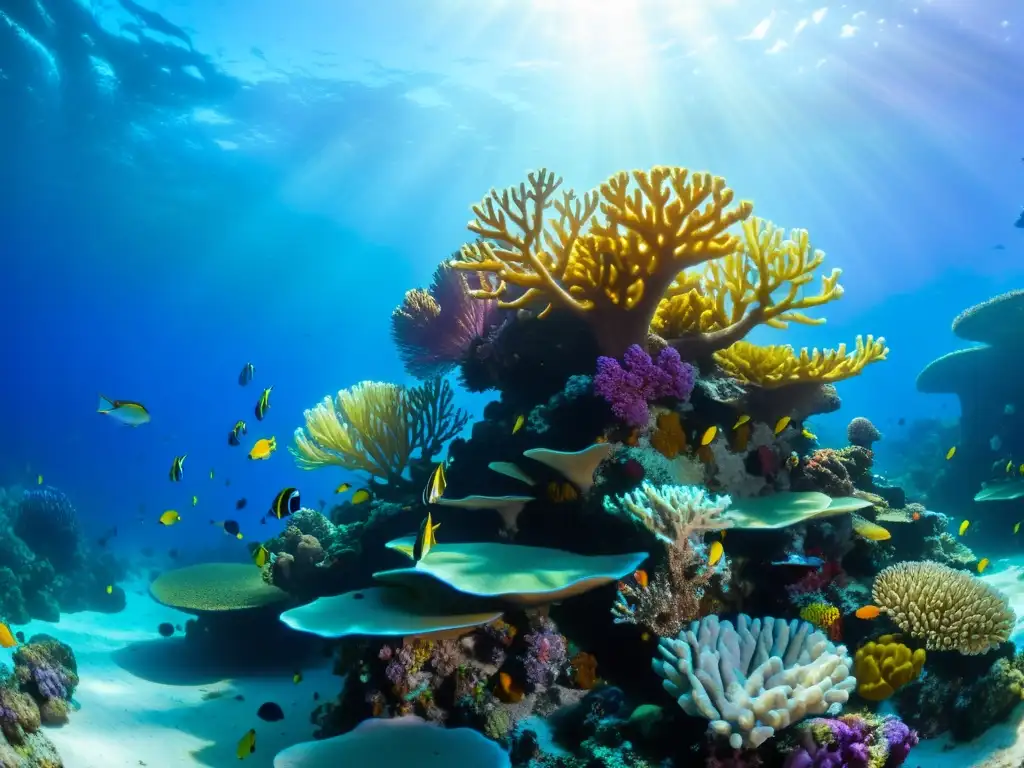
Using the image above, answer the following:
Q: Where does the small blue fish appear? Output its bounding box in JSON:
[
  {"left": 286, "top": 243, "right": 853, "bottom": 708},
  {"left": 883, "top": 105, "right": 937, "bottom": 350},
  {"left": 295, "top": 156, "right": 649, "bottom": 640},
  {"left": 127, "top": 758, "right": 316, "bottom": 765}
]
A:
[{"left": 771, "top": 553, "right": 825, "bottom": 568}]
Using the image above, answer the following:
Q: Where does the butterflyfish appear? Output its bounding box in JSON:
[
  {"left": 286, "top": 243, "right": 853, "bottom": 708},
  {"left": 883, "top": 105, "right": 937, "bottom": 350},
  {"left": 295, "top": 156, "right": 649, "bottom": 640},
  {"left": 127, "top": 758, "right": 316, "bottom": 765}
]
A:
[
  {"left": 158, "top": 510, "right": 181, "bottom": 526},
  {"left": 0, "top": 623, "right": 18, "bottom": 649},
  {"left": 238, "top": 362, "right": 255, "bottom": 387},
  {"left": 248, "top": 437, "right": 277, "bottom": 461},
  {"left": 335, "top": 482, "right": 351, "bottom": 494},
  {"left": 212, "top": 519, "right": 243, "bottom": 539},
  {"left": 97, "top": 395, "right": 151, "bottom": 427},
  {"left": 351, "top": 489, "right": 372, "bottom": 505},
  {"left": 413, "top": 511, "right": 440, "bottom": 562},
  {"left": 774, "top": 416, "right": 792, "bottom": 435},
  {"left": 270, "top": 487, "right": 300, "bottom": 519},
  {"left": 236, "top": 728, "right": 256, "bottom": 760},
  {"left": 732, "top": 414, "right": 750, "bottom": 429},
  {"left": 422, "top": 462, "right": 447, "bottom": 505},
  {"left": 946, "top": 446, "right": 957, "bottom": 460},
  {"left": 169, "top": 455, "right": 186, "bottom": 482},
  {"left": 512, "top": 415, "right": 525, "bottom": 434},
  {"left": 978, "top": 557, "right": 991, "bottom": 573},
  {"left": 252, "top": 544, "right": 270, "bottom": 568},
  {"left": 700, "top": 426, "right": 718, "bottom": 446},
  {"left": 708, "top": 540, "right": 724, "bottom": 567},
  {"left": 228, "top": 420, "right": 247, "bottom": 446},
  {"left": 959, "top": 519, "right": 970, "bottom": 536},
  {"left": 255, "top": 386, "right": 273, "bottom": 421}
]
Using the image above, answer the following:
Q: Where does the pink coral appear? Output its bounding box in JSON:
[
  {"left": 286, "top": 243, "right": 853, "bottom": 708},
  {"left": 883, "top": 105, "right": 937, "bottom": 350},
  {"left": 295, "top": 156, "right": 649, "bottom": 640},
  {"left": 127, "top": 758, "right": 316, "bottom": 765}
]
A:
[{"left": 391, "top": 262, "right": 501, "bottom": 379}]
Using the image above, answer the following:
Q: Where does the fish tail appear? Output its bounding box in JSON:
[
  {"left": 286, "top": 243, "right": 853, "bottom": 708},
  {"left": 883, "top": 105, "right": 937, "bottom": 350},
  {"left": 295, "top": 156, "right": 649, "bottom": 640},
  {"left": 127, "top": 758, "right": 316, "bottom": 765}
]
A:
[{"left": 97, "top": 394, "right": 115, "bottom": 413}]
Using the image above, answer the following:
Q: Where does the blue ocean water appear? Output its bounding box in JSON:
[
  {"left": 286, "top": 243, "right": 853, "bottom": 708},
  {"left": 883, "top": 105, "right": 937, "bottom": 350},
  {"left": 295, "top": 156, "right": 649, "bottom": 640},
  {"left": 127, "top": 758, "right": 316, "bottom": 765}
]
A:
[{"left": 1, "top": 1, "right": 1024, "bottom": 765}]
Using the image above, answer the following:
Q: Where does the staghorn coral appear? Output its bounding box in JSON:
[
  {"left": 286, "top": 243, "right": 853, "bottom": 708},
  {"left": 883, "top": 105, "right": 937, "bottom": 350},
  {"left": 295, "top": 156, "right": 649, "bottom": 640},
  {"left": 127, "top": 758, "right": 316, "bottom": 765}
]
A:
[
  {"left": 713, "top": 336, "right": 888, "bottom": 389},
  {"left": 653, "top": 614, "right": 857, "bottom": 749},
  {"left": 391, "top": 261, "right": 501, "bottom": 379},
  {"left": 450, "top": 166, "right": 753, "bottom": 357},
  {"left": 291, "top": 378, "right": 469, "bottom": 484},
  {"left": 847, "top": 417, "right": 882, "bottom": 449},
  {"left": 594, "top": 344, "right": 695, "bottom": 427},
  {"left": 872, "top": 560, "right": 1014, "bottom": 654},
  {"left": 854, "top": 634, "right": 925, "bottom": 701}
]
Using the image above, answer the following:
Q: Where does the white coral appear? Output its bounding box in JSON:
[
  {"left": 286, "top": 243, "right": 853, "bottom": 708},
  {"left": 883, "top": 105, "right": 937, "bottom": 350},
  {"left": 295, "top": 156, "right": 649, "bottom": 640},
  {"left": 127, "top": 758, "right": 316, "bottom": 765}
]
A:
[
  {"left": 610, "top": 482, "right": 732, "bottom": 546},
  {"left": 652, "top": 614, "right": 857, "bottom": 749}
]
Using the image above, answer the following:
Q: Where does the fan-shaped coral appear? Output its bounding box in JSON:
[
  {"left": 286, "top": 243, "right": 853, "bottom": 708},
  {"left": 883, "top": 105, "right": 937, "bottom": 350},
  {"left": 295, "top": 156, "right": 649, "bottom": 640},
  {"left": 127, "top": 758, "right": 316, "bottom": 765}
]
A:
[{"left": 872, "top": 561, "right": 1014, "bottom": 654}]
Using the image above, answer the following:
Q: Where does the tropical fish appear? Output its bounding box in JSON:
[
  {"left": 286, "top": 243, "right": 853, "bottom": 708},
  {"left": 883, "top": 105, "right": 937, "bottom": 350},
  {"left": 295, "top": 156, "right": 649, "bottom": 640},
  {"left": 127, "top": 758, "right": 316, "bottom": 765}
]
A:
[
  {"left": 802, "top": 428, "right": 817, "bottom": 441},
  {"left": 228, "top": 420, "right": 247, "bottom": 446},
  {"left": 1019, "top": 463, "right": 1024, "bottom": 476},
  {"left": 946, "top": 446, "right": 957, "bottom": 460},
  {"left": 774, "top": 416, "right": 792, "bottom": 435},
  {"left": 351, "top": 489, "right": 372, "bottom": 505},
  {"left": 212, "top": 520, "right": 243, "bottom": 539},
  {"left": 36, "top": 474, "right": 42, "bottom": 485},
  {"left": 238, "top": 362, "right": 255, "bottom": 387},
  {"left": 235, "top": 498, "right": 247, "bottom": 510},
  {"left": 708, "top": 540, "right": 724, "bottom": 567},
  {"left": 192, "top": 495, "right": 198, "bottom": 507},
  {"left": 512, "top": 415, "right": 525, "bottom": 434},
  {"left": 335, "top": 482, "right": 351, "bottom": 495},
  {"left": 158, "top": 622, "right": 175, "bottom": 637},
  {"left": 0, "top": 623, "right": 18, "bottom": 649},
  {"left": 422, "top": 462, "right": 446, "bottom": 505},
  {"left": 252, "top": 544, "right": 270, "bottom": 568},
  {"left": 1008, "top": 460, "right": 1014, "bottom": 474},
  {"left": 978, "top": 557, "right": 991, "bottom": 574},
  {"left": 169, "top": 455, "right": 186, "bottom": 482},
  {"left": 912, "top": 510, "right": 921, "bottom": 521},
  {"left": 158, "top": 510, "right": 181, "bottom": 526},
  {"left": 732, "top": 414, "right": 750, "bottom": 430},
  {"left": 852, "top": 517, "right": 891, "bottom": 541},
  {"left": 106, "top": 585, "right": 113, "bottom": 595},
  {"left": 270, "top": 487, "right": 301, "bottom": 519},
  {"left": 633, "top": 569, "right": 649, "bottom": 589},
  {"left": 236, "top": 728, "right": 256, "bottom": 760},
  {"left": 413, "top": 511, "right": 440, "bottom": 562},
  {"left": 248, "top": 437, "right": 277, "bottom": 461},
  {"left": 700, "top": 426, "right": 718, "bottom": 446},
  {"left": 855, "top": 605, "right": 881, "bottom": 620},
  {"left": 255, "top": 386, "right": 273, "bottom": 421},
  {"left": 210, "top": 469, "right": 215, "bottom": 480},
  {"left": 770, "top": 553, "right": 825, "bottom": 568},
  {"left": 257, "top": 702, "right": 284, "bottom": 722},
  {"left": 97, "top": 395, "right": 151, "bottom": 427},
  {"left": 292, "top": 671, "right": 302, "bottom": 685},
  {"left": 1015, "top": 522, "right": 1021, "bottom": 535},
  {"left": 959, "top": 519, "right": 970, "bottom": 536}
]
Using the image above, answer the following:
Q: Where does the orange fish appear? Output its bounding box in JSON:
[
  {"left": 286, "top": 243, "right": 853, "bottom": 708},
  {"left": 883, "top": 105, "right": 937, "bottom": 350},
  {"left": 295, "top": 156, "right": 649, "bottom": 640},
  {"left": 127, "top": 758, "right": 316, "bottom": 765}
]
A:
[
  {"left": 633, "top": 569, "right": 649, "bottom": 589},
  {"left": 912, "top": 511, "right": 921, "bottom": 521},
  {"left": 855, "top": 605, "right": 881, "bottom": 620},
  {"left": 0, "top": 623, "right": 17, "bottom": 649}
]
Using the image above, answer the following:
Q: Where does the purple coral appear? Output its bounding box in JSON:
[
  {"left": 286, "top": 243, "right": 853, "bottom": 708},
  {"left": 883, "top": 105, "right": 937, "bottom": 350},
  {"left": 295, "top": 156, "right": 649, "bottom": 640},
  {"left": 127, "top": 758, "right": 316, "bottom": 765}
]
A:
[
  {"left": 32, "top": 666, "right": 68, "bottom": 700},
  {"left": 523, "top": 620, "right": 567, "bottom": 688},
  {"left": 594, "top": 344, "right": 695, "bottom": 427},
  {"left": 784, "top": 715, "right": 917, "bottom": 768},
  {"left": 391, "top": 261, "right": 501, "bottom": 379}
]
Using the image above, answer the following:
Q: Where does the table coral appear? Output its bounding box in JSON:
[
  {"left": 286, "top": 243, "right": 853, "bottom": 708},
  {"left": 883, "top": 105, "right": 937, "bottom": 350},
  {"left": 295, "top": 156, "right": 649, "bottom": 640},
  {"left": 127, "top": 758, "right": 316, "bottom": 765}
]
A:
[{"left": 653, "top": 614, "right": 857, "bottom": 748}]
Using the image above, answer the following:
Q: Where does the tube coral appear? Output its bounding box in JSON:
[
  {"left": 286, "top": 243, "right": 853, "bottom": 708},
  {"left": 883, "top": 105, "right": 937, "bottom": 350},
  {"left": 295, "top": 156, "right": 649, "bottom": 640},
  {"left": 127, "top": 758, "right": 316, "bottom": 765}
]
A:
[
  {"left": 391, "top": 262, "right": 501, "bottom": 380},
  {"left": 594, "top": 344, "right": 695, "bottom": 427}
]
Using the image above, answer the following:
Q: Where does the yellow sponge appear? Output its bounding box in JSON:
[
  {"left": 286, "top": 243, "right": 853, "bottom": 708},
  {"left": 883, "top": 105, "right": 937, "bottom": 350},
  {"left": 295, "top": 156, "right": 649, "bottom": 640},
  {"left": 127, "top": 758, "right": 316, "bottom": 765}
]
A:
[{"left": 854, "top": 634, "right": 926, "bottom": 701}]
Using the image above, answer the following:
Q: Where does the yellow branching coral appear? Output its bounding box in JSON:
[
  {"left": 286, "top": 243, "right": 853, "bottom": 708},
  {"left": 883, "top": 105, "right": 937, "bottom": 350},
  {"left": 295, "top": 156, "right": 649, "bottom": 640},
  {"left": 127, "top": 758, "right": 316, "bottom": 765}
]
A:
[
  {"left": 652, "top": 217, "right": 843, "bottom": 340},
  {"left": 712, "top": 336, "right": 888, "bottom": 388},
  {"left": 854, "top": 634, "right": 925, "bottom": 701},
  {"left": 872, "top": 560, "right": 1015, "bottom": 655},
  {"left": 291, "top": 378, "right": 469, "bottom": 485},
  {"left": 450, "top": 166, "right": 753, "bottom": 357}
]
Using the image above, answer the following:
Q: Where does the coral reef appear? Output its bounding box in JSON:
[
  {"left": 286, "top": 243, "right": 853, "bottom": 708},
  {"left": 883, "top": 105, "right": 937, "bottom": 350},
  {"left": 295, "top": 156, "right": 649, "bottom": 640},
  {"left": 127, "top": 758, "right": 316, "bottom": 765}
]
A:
[
  {"left": 783, "top": 714, "right": 918, "bottom": 768},
  {"left": 594, "top": 344, "right": 695, "bottom": 427},
  {"left": 853, "top": 634, "right": 925, "bottom": 701},
  {"left": 846, "top": 417, "right": 881, "bottom": 450}
]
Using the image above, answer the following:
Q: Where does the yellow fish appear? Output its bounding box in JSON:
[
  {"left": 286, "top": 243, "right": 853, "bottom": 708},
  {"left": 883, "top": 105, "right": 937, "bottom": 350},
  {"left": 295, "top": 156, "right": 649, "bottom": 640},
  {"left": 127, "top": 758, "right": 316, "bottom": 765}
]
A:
[
  {"left": 959, "top": 519, "right": 970, "bottom": 536},
  {"left": 169, "top": 454, "right": 186, "bottom": 482},
  {"left": 700, "top": 426, "right": 718, "bottom": 446},
  {"left": 414, "top": 510, "right": 441, "bottom": 561},
  {"left": 335, "top": 482, "right": 351, "bottom": 495},
  {"left": 192, "top": 495, "right": 198, "bottom": 507},
  {"left": 513, "top": 415, "right": 525, "bottom": 434},
  {"left": 801, "top": 428, "right": 817, "bottom": 440},
  {"left": 252, "top": 544, "right": 270, "bottom": 568},
  {"left": 732, "top": 414, "right": 750, "bottom": 430},
  {"left": 37, "top": 474, "right": 42, "bottom": 485},
  {"left": 1019, "top": 464, "right": 1024, "bottom": 477},
  {"left": 106, "top": 585, "right": 113, "bottom": 595},
  {"left": 978, "top": 557, "right": 991, "bottom": 574},
  {"left": 351, "top": 489, "right": 372, "bottom": 505},
  {"left": 774, "top": 416, "right": 792, "bottom": 435},
  {"left": 248, "top": 437, "right": 277, "bottom": 461},
  {"left": 236, "top": 728, "right": 256, "bottom": 760},
  {"left": 708, "top": 540, "right": 724, "bottom": 567},
  {"left": 422, "top": 462, "right": 447, "bottom": 505},
  {"left": 1008, "top": 460, "right": 1014, "bottom": 474},
  {"left": 292, "top": 671, "right": 302, "bottom": 684},
  {"left": 1015, "top": 522, "right": 1021, "bottom": 535},
  {"left": 159, "top": 510, "right": 181, "bottom": 526},
  {"left": 945, "top": 446, "right": 956, "bottom": 460},
  {"left": 97, "top": 395, "right": 151, "bottom": 427}
]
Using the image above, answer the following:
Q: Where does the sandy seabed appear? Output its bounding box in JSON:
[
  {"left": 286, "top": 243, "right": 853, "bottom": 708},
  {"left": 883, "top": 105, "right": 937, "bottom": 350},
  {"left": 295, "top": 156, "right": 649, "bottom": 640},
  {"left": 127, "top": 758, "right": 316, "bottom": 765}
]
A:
[{"left": 1, "top": 580, "right": 333, "bottom": 767}]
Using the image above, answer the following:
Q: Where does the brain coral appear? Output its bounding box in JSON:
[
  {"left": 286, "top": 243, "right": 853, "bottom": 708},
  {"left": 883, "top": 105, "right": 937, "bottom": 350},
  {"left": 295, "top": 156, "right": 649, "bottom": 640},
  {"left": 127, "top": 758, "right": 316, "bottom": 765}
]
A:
[
  {"left": 872, "top": 561, "right": 1014, "bottom": 655},
  {"left": 150, "top": 563, "right": 288, "bottom": 613}
]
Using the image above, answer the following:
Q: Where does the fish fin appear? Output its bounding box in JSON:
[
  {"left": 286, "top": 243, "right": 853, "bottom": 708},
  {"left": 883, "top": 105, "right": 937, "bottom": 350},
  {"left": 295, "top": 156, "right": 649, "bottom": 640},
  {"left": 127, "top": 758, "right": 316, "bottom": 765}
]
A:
[{"left": 98, "top": 394, "right": 115, "bottom": 413}]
